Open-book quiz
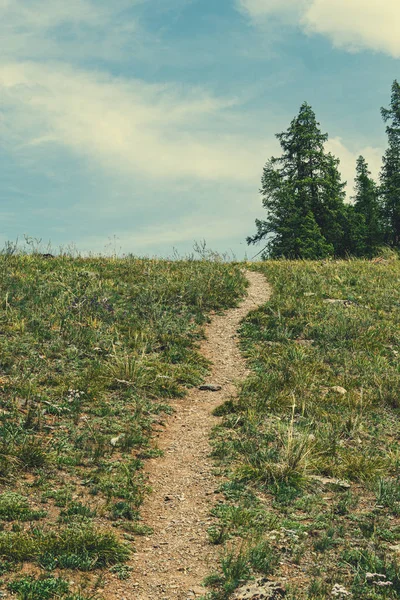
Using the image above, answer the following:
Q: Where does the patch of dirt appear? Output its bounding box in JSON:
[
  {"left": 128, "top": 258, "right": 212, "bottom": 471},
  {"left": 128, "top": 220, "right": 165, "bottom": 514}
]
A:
[{"left": 106, "top": 270, "right": 271, "bottom": 600}]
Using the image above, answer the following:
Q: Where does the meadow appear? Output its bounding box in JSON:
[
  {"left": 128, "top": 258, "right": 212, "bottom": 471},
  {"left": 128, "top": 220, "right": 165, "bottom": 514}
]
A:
[
  {"left": 1, "top": 251, "right": 400, "bottom": 600},
  {"left": 207, "top": 255, "right": 400, "bottom": 600},
  {"left": 0, "top": 252, "right": 246, "bottom": 599}
]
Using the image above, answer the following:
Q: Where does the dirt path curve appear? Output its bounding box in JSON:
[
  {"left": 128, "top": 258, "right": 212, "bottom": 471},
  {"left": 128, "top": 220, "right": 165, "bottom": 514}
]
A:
[{"left": 109, "top": 270, "right": 271, "bottom": 600}]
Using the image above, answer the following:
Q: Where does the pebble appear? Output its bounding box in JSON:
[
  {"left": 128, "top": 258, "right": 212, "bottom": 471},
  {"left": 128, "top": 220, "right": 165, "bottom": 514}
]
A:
[{"left": 198, "top": 384, "right": 222, "bottom": 391}]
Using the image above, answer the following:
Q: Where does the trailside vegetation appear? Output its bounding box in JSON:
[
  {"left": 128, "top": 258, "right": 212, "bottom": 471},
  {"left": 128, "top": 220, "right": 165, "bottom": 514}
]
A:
[
  {"left": 248, "top": 80, "right": 400, "bottom": 259},
  {"left": 0, "top": 252, "right": 247, "bottom": 598},
  {"left": 207, "top": 257, "right": 400, "bottom": 600}
]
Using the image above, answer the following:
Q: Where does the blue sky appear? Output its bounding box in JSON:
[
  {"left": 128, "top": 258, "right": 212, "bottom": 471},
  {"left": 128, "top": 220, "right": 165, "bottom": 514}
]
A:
[{"left": 0, "top": 0, "right": 399, "bottom": 258}]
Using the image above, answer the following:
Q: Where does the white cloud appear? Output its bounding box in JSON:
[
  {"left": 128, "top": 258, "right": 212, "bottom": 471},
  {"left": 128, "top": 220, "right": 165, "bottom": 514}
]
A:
[
  {"left": 238, "top": 0, "right": 400, "bottom": 58},
  {"left": 0, "top": 61, "right": 266, "bottom": 183},
  {"left": 304, "top": 0, "right": 400, "bottom": 57}
]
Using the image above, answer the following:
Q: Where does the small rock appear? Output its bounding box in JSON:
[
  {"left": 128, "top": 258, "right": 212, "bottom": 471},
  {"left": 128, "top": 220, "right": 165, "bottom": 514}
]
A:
[
  {"left": 323, "top": 298, "right": 360, "bottom": 307},
  {"left": 189, "top": 586, "right": 204, "bottom": 596},
  {"left": 331, "top": 386, "right": 347, "bottom": 395},
  {"left": 110, "top": 433, "right": 125, "bottom": 446},
  {"left": 295, "top": 339, "right": 314, "bottom": 346},
  {"left": 324, "top": 298, "right": 345, "bottom": 304},
  {"left": 366, "top": 573, "right": 387, "bottom": 581},
  {"left": 311, "top": 475, "right": 351, "bottom": 489},
  {"left": 199, "top": 384, "right": 222, "bottom": 392},
  {"left": 331, "top": 583, "right": 352, "bottom": 597}
]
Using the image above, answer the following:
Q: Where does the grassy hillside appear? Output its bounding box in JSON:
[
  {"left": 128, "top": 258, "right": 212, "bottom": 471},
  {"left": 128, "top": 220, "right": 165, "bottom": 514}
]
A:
[
  {"left": 0, "top": 254, "right": 247, "bottom": 599},
  {"left": 207, "top": 257, "right": 400, "bottom": 600}
]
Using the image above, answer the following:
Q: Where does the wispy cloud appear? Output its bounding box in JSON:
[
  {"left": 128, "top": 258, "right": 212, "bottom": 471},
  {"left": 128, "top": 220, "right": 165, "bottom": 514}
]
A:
[
  {"left": 1, "top": 0, "right": 109, "bottom": 29},
  {"left": 0, "top": 60, "right": 266, "bottom": 183},
  {"left": 237, "top": 0, "right": 400, "bottom": 58},
  {"left": 0, "top": 0, "right": 145, "bottom": 63}
]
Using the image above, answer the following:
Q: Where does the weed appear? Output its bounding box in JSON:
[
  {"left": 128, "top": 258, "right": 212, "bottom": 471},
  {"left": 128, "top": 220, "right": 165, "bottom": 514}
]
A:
[
  {"left": 110, "top": 501, "right": 139, "bottom": 521},
  {"left": 313, "top": 528, "right": 337, "bottom": 553},
  {"left": 333, "top": 491, "right": 359, "bottom": 516},
  {"left": 308, "top": 578, "right": 330, "bottom": 599},
  {"left": 376, "top": 478, "right": 400, "bottom": 515},
  {"left": 0, "top": 493, "right": 46, "bottom": 521},
  {"left": 59, "top": 503, "right": 96, "bottom": 523},
  {"left": 0, "top": 525, "right": 129, "bottom": 568},
  {"left": 204, "top": 546, "right": 251, "bottom": 598},
  {"left": 207, "top": 525, "right": 229, "bottom": 545},
  {"left": 18, "top": 438, "right": 49, "bottom": 469},
  {"left": 7, "top": 575, "right": 96, "bottom": 600},
  {"left": 8, "top": 576, "right": 69, "bottom": 600},
  {"left": 247, "top": 539, "right": 279, "bottom": 575},
  {"left": 109, "top": 563, "right": 133, "bottom": 580}
]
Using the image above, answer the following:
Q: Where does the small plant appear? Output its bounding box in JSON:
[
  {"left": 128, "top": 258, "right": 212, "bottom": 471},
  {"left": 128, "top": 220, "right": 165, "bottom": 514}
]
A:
[
  {"left": 0, "top": 525, "right": 129, "bottom": 569},
  {"left": 333, "top": 491, "right": 359, "bottom": 516},
  {"left": 308, "top": 578, "right": 329, "bottom": 599},
  {"left": 207, "top": 525, "right": 228, "bottom": 545},
  {"left": 121, "top": 522, "right": 153, "bottom": 536},
  {"left": 0, "top": 492, "right": 46, "bottom": 521},
  {"left": 8, "top": 576, "right": 69, "bottom": 600},
  {"left": 59, "top": 502, "right": 96, "bottom": 523},
  {"left": 247, "top": 539, "right": 279, "bottom": 575},
  {"left": 313, "top": 528, "right": 337, "bottom": 553},
  {"left": 18, "top": 438, "right": 49, "bottom": 469},
  {"left": 376, "top": 478, "right": 400, "bottom": 515},
  {"left": 109, "top": 563, "right": 133, "bottom": 580},
  {"left": 204, "top": 547, "right": 250, "bottom": 598},
  {"left": 110, "top": 501, "right": 138, "bottom": 521}
]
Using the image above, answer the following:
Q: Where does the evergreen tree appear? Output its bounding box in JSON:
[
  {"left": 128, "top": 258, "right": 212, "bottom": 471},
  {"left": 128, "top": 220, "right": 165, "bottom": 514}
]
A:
[
  {"left": 247, "top": 102, "right": 347, "bottom": 258},
  {"left": 352, "top": 155, "right": 382, "bottom": 256},
  {"left": 296, "top": 212, "right": 334, "bottom": 259},
  {"left": 340, "top": 204, "right": 367, "bottom": 258},
  {"left": 380, "top": 80, "right": 400, "bottom": 247}
]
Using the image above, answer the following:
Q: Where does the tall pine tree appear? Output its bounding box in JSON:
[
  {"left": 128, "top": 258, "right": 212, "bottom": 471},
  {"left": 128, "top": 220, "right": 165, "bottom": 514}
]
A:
[
  {"left": 247, "top": 102, "right": 347, "bottom": 258},
  {"left": 380, "top": 80, "right": 400, "bottom": 247},
  {"left": 352, "top": 155, "right": 382, "bottom": 256}
]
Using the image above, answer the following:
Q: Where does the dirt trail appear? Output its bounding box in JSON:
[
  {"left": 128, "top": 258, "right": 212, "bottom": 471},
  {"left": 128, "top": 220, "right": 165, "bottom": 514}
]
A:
[{"left": 108, "top": 271, "right": 271, "bottom": 600}]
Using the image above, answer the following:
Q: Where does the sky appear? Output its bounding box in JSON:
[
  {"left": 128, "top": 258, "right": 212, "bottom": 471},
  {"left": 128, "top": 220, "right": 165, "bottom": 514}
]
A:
[{"left": 0, "top": 0, "right": 399, "bottom": 258}]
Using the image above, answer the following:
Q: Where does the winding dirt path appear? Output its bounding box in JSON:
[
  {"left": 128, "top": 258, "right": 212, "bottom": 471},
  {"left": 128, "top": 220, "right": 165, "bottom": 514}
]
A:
[{"left": 108, "top": 271, "right": 271, "bottom": 600}]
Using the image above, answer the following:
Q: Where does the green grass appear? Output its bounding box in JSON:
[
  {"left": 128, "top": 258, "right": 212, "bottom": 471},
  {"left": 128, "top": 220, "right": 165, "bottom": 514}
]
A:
[
  {"left": 8, "top": 575, "right": 97, "bottom": 600},
  {"left": 207, "top": 256, "right": 400, "bottom": 599},
  {"left": 0, "top": 251, "right": 247, "bottom": 596},
  {"left": 4, "top": 250, "right": 400, "bottom": 599},
  {"left": 0, "top": 493, "right": 46, "bottom": 521}
]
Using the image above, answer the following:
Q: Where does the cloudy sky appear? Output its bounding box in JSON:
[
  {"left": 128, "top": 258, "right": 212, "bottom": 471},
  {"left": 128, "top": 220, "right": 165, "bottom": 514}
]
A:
[{"left": 0, "top": 0, "right": 398, "bottom": 257}]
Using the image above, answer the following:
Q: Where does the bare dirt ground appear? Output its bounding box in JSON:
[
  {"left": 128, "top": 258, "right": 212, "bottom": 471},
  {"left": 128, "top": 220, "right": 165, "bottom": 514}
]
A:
[{"left": 107, "top": 270, "right": 271, "bottom": 600}]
